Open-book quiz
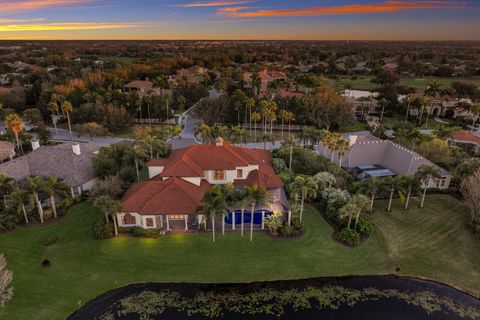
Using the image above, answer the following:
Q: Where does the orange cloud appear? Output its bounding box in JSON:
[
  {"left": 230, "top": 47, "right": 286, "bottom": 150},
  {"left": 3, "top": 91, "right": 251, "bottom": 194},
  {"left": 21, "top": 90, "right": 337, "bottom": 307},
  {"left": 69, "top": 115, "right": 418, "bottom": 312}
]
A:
[
  {"left": 219, "top": 0, "right": 467, "bottom": 17},
  {"left": 0, "top": 0, "right": 95, "bottom": 13},
  {"left": 0, "top": 22, "right": 143, "bottom": 32},
  {"left": 177, "top": 1, "right": 254, "bottom": 8}
]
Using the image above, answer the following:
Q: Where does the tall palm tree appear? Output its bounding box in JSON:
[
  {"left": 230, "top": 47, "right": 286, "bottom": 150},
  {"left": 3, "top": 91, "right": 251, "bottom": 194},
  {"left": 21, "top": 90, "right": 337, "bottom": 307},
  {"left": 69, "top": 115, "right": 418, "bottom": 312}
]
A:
[
  {"left": 0, "top": 174, "right": 15, "bottom": 204},
  {"left": 338, "top": 202, "right": 356, "bottom": 229},
  {"left": 44, "top": 177, "right": 70, "bottom": 219},
  {"left": 279, "top": 109, "right": 289, "bottom": 140},
  {"left": 415, "top": 164, "right": 441, "bottom": 208},
  {"left": 143, "top": 93, "right": 153, "bottom": 125},
  {"left": 259, "top": 132, "right": 274, "bottom": 150},
  {"left": 47, "top": 100, "right": 59, "bottom": 134},
  {"left": 378, "top": 98, "right": 389, "bottom": 122},
  {"left": 384, "top": 176, "right": 400, "bottom": 212},
  {"left": 290, "top": 176, "right": 318, "bottom": 222},
  {"left": 93, "top": 196, "right": 122, "bottom": 235},
  {"left": 336, "top": 137, "right": 349, "bottom": 166},
  {"left": 61, "top": 101, "right": 74, "bottom": 138},
  {"left": 464, "top": 102, "right": 480, "bottom": 133},
  {"left": 425, "top": 81, "right": 442, "bottom": 98},
  {"left": 5, "top": 113, "right": 23, "bottom": 154},
  {"left": 24, "top": 176, "right": 45, "bottom": 223},
  {"left": 397, "top": 175, "right": 419, "bottom": 210},
  {"left": 246, "top": 97, "right": 255, "bottom": 134},
  {"left": 251, "top": 112, "right": 261, "bottom": 142},
  {"left": 7, "top": 190, "right": 29, "bottom": 224},
  {"left": 201, "top": 185, "right": 228, "bottom": 242},
  {"left": 358, "top": 177, "right": 386, "bottom": 213},
  {"left": 351, "top": 194, "right": 370, "bottom": 228},
  {"left": 133, "top": 144, "right": 148, "bottom": 181},
  {"left": 135, "top": 98, "right": 143, "bottom": 125},
  {"left": 246, "top": 184, "right": 269, "bottom": 242}
]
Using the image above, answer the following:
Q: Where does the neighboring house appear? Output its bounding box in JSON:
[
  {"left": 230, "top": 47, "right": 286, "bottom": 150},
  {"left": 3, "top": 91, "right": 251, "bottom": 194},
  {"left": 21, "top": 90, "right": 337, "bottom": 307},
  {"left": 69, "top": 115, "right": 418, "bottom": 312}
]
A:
[
  {"left": 0, "top": 142, "right": 99, "bottom": 196},
  {"left": 243, "top": 69, "right": 288, "bottom": 95},
  {"left": 0, "top": 141, "right": 15, "bottom": 161},
  {"left": 171, "top": 65, "right": 209, "bottom": 84},
  {"left": 449, "top": 131, "right": 480, "bottom": 154},
  {"left": 318, "top": 135, "right": 451, "bottom": 189},
  {"left": 118, "top": 138, "right": 288, "bottom": 231},
  {"left": 123, "top": 80, "right": 172, "bottom": 98}
]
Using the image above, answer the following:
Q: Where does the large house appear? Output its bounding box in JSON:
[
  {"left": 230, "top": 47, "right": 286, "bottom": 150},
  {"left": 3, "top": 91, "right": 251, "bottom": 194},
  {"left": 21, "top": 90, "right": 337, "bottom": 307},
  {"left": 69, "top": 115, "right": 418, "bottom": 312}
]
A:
[
  {"left": 0, "top": 141, "right": 99, "bottom": 196},
  {"left": 318, "top": 135, "right": 452, "bottom": 189},
  {"left": 243, "top": 69, "right": 288, "bottom": 96},
  {"left": 118, "top": 138, "right": 288, "bottom": 231},
  {"left": 123, "top": 80, "right": 172, "bottom": 98}
]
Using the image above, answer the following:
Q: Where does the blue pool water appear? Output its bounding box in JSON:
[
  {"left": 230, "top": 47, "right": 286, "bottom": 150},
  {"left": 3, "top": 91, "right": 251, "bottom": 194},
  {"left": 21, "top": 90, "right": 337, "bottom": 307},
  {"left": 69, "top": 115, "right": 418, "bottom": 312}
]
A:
[{"left": 224, "top": 210, "right": 273, "bottom": 225}]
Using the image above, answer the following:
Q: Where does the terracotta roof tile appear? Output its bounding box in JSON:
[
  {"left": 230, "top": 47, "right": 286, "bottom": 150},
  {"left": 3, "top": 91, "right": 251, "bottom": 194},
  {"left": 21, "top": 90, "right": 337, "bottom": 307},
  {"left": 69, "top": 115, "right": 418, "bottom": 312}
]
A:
[{"left": 452, "top": 131, "right": 480, "bottom": 145}]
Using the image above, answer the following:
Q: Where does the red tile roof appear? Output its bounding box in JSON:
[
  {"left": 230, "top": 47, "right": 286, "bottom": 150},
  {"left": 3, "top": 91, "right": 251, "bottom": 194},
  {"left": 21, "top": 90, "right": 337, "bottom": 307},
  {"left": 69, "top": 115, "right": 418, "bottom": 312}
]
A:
[
  {"left": 148, "top": 141, "right": 266, "bottom": 177},
  {"left": 0, "top": 141, "right": 14, "bottom": 150},
  {"left": 122, "top": 177, "right": 211, "bottom": 215},
  {"left": 451, "top": 131, "right": 480, "bottom": 145}
]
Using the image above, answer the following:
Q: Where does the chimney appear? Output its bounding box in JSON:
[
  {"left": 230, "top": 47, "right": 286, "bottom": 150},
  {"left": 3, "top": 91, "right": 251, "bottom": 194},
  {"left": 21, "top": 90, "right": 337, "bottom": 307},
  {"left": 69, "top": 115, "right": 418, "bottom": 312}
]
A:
[
  {"left": 215, "top": 137, "right": 224, "bottom": 147},
  {"left": 72, "top": 143, "right": 81, "bottom": 156},
  {"left": 348, "top": 135, "right": 358, "bottom": 147},
  {"left": 31, "top": 140, "right": 40, "bottom": 151}
]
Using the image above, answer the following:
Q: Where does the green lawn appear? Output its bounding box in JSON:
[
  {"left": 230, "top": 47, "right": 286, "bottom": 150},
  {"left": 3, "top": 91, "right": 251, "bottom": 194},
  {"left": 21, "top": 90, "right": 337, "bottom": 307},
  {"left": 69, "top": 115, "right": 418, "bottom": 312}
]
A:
[
  {"left": 329, "top": 75, "right": 480, "bottom": 91},
  {"left": 0, "top": 195, "right": 479, "bottom": 319}
]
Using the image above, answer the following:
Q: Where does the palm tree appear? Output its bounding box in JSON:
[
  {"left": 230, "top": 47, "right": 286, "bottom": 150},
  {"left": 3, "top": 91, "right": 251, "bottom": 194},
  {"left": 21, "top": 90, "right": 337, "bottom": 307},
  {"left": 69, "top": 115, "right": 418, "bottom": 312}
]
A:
[
  {"left": 384, "top": 176, "right": 400, "bottom": 212},
  {"left": 47, "top": 100, "right": 59, "bottom": 133},
  {"left": 358, "top": 177, "right": 386, "bottom": 213},
  {"left": 289, "top": 176, "right": 318, "bottom": 222},
  {"left": 336, "top": 137, "right": 349, "bottom": 166},
  {"left": 61, "top": 101, "right": 74, "bottom": 137},
  {"left": 378, "top": 98, "right": 389, "bottom": 122},
  {"left": 93, "top": 196, "right": 122, "bottom": 235},
  {"left": 259, "top": 132, "right": 274, "bottom": 150},
  {"left": 313, "top": 172, "right": 336, "bottom": 190},
  {"left": 202, "top": 185, "right": 228, "bottom": 242},
  {"left": 404, "top": 93, "right": 414, "bottom": 123},
  {"left": 246, "top": 98, "right": 255, "bottom": 134},
  {"left": 397, "top": 175, "right": 419, "bottom": 210},
  {"left": 425, "top": 81, "right": 442, "bottom": 98},
  {"left": 5, "top": 113, "right": 23, "bottom": 154},
  {"left": 279, "top": 109, "right": 289, "bottom": 140},
  {"left": 44, "top": 177, "right": 70, "bottom": 219},
  {"left": 135, "top": 98, "right": 143, "bottom": 125},
  {"left": 338, "top": 202, "right": 356, "bottom": 229},
  {"left": 251, "top": 112, "right": 261, "bottom": 142},
  {"left": 133, "top": 144, "right": 148, "bottom": 181},
  {"left": 24, "top": 176, "right": 45, "bottom": 223},
  {"left": 195, "top": 124, "right": 212, "bottom": 143},
  {"left": 464, "top": 102, "right": 480, "bottom": 133},
  {"left": 351, "top": 194, "right": 370, "bottom": 228},
  {"left": 245, "top": 184, "right": 269, "bottom": 242},
  {"left": 0, "top": 174, "right": 15, "bottom": 204},
  {"left": 143, "top": 93, "right": 153, "bottom": 124},
  {"left": 7, "top": 190, "right": 29, "bottom": 224},
  {"left": 415, "top": 164, "right": 441, "bottom": 208}
]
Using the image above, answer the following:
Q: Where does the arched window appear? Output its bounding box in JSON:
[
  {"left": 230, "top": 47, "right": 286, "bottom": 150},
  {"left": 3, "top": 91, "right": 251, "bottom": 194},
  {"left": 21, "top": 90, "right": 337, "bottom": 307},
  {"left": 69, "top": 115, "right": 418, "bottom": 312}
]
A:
[{"left": 123, "top": 213, "right": 136, "bottom": 225}]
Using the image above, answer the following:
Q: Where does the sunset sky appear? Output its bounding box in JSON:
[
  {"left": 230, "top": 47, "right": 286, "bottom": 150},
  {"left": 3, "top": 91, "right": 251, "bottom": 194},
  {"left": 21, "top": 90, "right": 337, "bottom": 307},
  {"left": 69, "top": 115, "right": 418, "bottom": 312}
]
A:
[{"left": 0, "top": 0, "right": 478, "bottom": 40}]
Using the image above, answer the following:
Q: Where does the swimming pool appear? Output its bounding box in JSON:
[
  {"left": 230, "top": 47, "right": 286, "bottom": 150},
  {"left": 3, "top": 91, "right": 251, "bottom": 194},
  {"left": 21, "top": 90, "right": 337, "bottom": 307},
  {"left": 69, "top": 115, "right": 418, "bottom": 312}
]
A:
[{"left": 224, "top": 210, "right": 273, "bottom": 225}]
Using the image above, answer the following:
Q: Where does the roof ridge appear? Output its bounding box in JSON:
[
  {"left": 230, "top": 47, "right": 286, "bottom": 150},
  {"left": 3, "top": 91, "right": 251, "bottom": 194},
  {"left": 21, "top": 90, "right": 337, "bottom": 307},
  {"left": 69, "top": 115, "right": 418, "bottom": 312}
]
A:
[{"left": 139, "top": 178, "right": 177, "bottom": 213}]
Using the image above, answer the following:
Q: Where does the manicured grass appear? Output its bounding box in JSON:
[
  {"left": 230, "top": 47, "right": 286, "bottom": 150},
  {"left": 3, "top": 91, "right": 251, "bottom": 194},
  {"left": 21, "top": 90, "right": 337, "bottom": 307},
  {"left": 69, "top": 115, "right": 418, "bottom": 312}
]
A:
[
  {"left": 372, "top": 195, "right": 480, "bottom": 297},
  {"left": 329, "top": 75, "right": 480, "bottom": 91},
  {"left": 0, "top": 195, "right": 479, "bottom": 319}
]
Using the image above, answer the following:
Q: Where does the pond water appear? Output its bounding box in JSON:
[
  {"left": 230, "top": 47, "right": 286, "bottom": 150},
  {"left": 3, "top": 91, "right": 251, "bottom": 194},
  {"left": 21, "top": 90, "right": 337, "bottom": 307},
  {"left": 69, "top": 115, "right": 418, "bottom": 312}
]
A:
[{"left": 69, "top": 276, "right": 480, "bottom": 320}]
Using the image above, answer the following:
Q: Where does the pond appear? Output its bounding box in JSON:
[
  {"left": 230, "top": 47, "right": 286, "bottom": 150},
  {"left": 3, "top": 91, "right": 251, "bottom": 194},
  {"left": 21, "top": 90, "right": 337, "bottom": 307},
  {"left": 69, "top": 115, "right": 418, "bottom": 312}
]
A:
[{"left": 69, "top": 276, "right": 480, "bottom": 320}]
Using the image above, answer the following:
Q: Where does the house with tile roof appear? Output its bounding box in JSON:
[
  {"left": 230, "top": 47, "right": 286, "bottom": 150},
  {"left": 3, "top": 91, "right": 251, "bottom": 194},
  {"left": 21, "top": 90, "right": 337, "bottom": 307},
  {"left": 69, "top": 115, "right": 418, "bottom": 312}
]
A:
[
  {"left": 0, "top": 141, "right": 99, "bottom": 197},
  {"left": 118, "top": 138, "right": 288, "bottom": 232},
  {"left": 449, "top": 131, "right": 480, "bottom": 154}
]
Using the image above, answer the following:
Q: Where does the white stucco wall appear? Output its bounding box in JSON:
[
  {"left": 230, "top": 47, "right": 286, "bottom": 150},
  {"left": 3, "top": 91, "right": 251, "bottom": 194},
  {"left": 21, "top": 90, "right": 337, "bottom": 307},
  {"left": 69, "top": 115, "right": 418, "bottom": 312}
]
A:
[
  {"left": 117, "top": 212, "right": 142, "bottom": 227},
  {"left": 181, "top": 177, "right": 202, "bottom": 186},
  {"left": 204, "top": 165, "right": 259, "bottom": 184},
  {"left": 148, "top": 166, "right": 164, "bottom": 179}
]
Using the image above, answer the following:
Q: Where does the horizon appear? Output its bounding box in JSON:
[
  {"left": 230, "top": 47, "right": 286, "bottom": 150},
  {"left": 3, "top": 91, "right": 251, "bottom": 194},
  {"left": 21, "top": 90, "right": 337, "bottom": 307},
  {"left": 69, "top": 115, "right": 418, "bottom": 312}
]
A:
[{"left": 0, "top": 0, "right": 479, "bottom": 41}]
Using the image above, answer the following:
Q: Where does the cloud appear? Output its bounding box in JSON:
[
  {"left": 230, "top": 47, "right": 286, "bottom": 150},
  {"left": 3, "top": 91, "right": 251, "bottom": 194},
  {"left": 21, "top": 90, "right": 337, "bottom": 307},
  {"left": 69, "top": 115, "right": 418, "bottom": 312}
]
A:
[
  {"left": 219, "top": 0, "right": 467, "bottom": 17},
  {"left": 0, "top": 0, "right": 96, "bottom": 13},
  {"left": 0, "top": 18, "right": 46, "bottom": 23},
  {"left": 0, "top": 22, "right": 144, "bottom": 32},
  {"left": 177, "top": 1, "right": 255, "bottom": 8}
]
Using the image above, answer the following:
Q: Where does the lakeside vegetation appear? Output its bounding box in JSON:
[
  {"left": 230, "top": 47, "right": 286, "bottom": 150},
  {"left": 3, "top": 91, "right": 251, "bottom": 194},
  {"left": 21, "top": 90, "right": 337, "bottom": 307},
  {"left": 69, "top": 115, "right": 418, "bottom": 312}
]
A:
[{"left": 0, "top": 194, "right": 479, "bottom": 319}]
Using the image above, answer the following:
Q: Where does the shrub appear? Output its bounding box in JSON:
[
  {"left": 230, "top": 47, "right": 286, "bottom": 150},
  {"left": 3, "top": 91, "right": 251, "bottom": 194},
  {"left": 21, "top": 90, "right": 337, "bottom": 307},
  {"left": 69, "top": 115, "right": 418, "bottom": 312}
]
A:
[
  {"left": 132, "top": 227, "right": 161, "bottom": 238},
  {"left": 336, "top": 228, "right": 360, "bottom": 247},
  {"left": 41, "top": 235, "right": 58, "bottom": 246},
  {"left": 356, "top": 219, "right": 375, "bottom": 236},
  {"left": 90, "top": 220, "right": 114, "bottom": 239}
]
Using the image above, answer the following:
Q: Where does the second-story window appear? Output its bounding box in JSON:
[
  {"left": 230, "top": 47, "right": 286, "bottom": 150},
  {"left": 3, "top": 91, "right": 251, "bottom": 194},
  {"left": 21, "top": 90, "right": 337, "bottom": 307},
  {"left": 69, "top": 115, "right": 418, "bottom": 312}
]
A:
[
  {"left": 237, "top": 169, "right": 243, "bottom": 178},
  {"left": 213, "top": 170, "right": 225, "bottom": 180}
]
